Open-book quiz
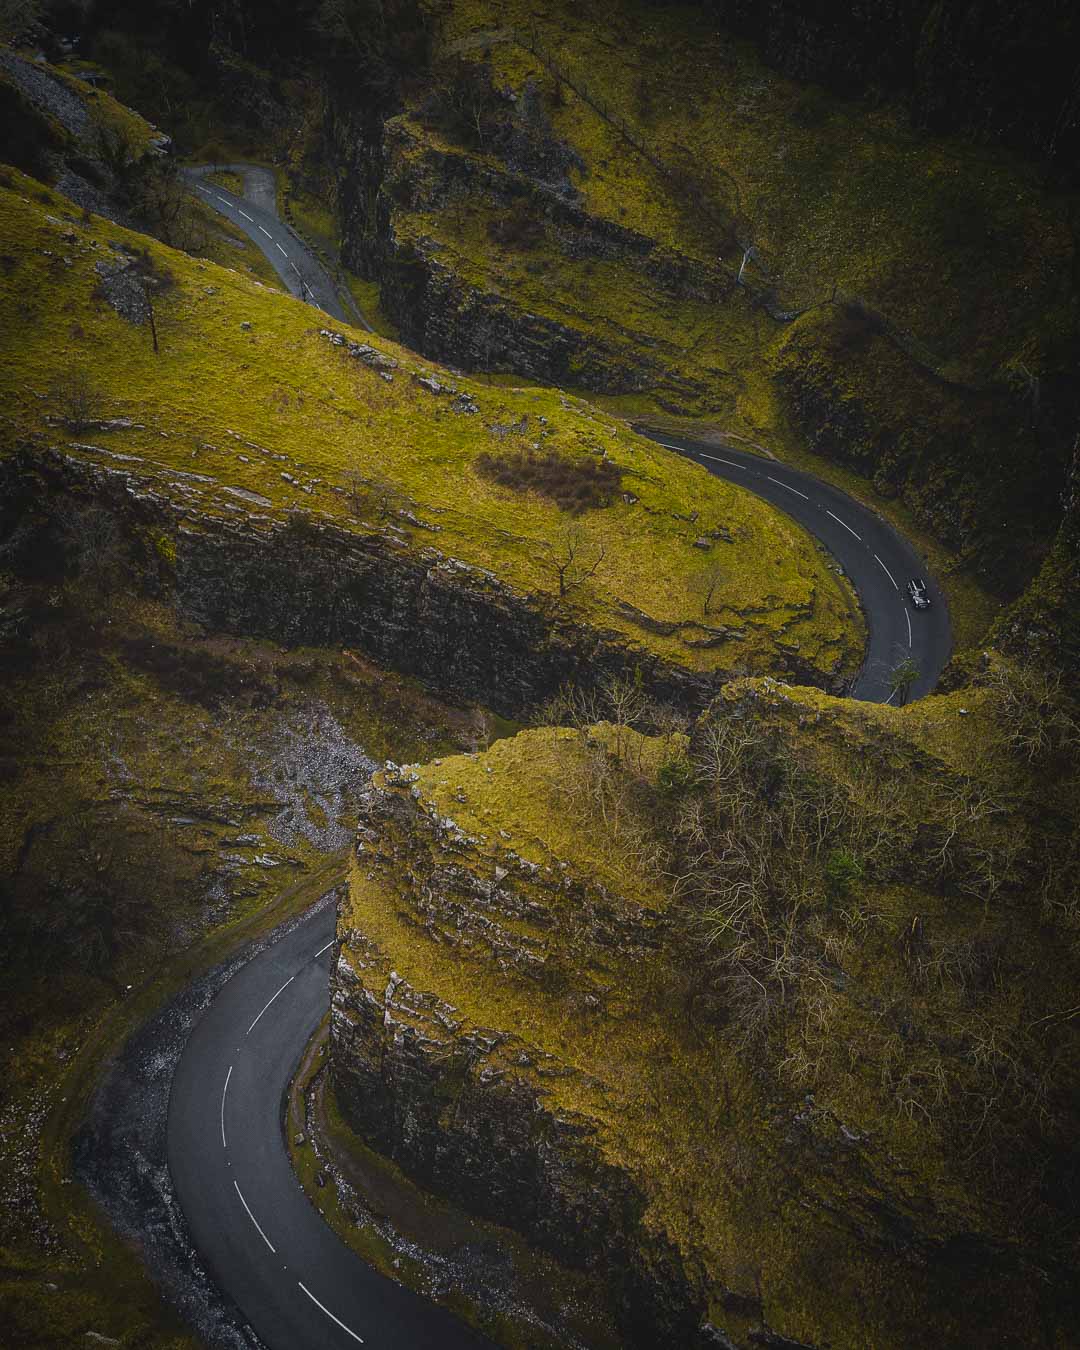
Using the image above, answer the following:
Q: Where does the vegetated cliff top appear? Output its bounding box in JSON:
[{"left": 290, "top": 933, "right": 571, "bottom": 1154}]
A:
[
  {"left": 0, "top": 166, "right": 861, "bottom": 682},
  {"left": 335, "top": 672, "right": 1080, "bottom": 1348}
]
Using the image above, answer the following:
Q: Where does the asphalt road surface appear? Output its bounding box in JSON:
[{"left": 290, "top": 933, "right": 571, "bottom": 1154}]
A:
[
  {"left": 637, "top": 430, "right": 951, "bottom": 703},
  {"left": 181, "top": 163, "right": 354, "bottom": 323},
  {"left": 167, "top": 902, "right": 492, "bottom": 1350},
  {"left": 165, "top": 196, "right": 953, "bottom": 1349}
]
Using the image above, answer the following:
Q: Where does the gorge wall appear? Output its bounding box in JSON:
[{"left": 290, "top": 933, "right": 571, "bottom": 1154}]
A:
[
  {"left": 3, "top": 449, "right": 842, "bottom": 722},
  {"left": 328, "top": 707, "right": 1080, "bottom": 1350}
]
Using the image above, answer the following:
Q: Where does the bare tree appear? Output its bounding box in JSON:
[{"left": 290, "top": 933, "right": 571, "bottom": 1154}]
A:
[
  {"left": 888, "top": 656, "right": 919, "bottom": 706},
  {"left": 546, "top": 523, "right": 606, "bottom": 598},
  {"left": 58, "top": 500, "right": 124, "bottom": 599},
  {"left": 692, "top": 561, "right": 724, "bottom": 620}
]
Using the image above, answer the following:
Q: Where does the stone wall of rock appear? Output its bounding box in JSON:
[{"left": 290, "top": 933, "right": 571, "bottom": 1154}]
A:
[
  {"left": 4, "top": 448, "right": 835, "bottom": 721},
  {"left": 329, "top": 768, "right": 712, "bottom": 1348},
  {"left": 341, "top": 119, "right": 736, "bottom": 406}
]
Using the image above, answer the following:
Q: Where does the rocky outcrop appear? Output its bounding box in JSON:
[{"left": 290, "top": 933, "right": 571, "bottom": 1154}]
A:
[
  {"left": 992, "top": 433, "right": 1080, "bottom": 675},
  {"left": 2, "top": 448, "right": 838, "bottom": 721},
  {"left": 330, "top": 761, "right": 711, "bottom": 1348},
  {"left": 772, "top": 308, "right": 1069, "bottom": 591},
  {"left": 328, "top": 707, "right": 1080, "bottom": 1350},
  {"left": 343, "top": 118, "right": 737, "bottom": 404}
]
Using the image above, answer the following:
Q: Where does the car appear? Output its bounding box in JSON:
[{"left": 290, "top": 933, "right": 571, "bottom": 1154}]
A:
[{"left": 907, "top": 578, "right": 930, "bottom": 609}]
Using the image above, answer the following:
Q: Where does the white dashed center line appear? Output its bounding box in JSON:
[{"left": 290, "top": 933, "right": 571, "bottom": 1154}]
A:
[
  {"left": 767, "top": 475, "right": 810, "bottom": 500},
  {"left": 259, "top": 225, "right": 273, "bottom": 239},
  {"left": 197, "top": 185, "right": 211, "bottom": 195},
  {"left": 314, "top": 939, "right": 335, "bottom": 958},
  {"left": 298, "top": 1282, "right": 365, "bottom": 1344},
  {"left": 216, "top": 195, "right": 231, "bottom": 205},
  {"left": 275, "top": 242, "right": 288, "bottom": 257},
  {"left": 905, "top": 608, "right": 913, "bottom": 648},
  {"left": 238, "top": 210, "right": 254, "bottom": 222},
  {"left": 220, "top": 1063, "right": 233, "bottom": 1148},
  {"left": 874, "top": 554, "right": 899, "bottom": 589},
  {"left": 247, "top": 974, "right": 295, "bottom": 1035},
  {"left": 234, "top": 1179, "right": 276, "bottom": 1253},
  {"left": 699, "top": 452, "right": 743, "bottom": 469},
  {"left": 826, "top": 509, "right": 862, "bottom": 541}
]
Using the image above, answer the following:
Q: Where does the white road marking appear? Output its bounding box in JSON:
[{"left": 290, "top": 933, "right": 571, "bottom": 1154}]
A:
[
  {"left": 290, "top": 261, "right": 302, "bottom": 277},
  {"left": 826, "top": 509, "right": 862, "bottom": 541},
  {"left": 699, "top": 452, "right": 743, "bottom": 469},
  {"left": 259, "top": 226, "right": 273, "bottom": 239},
  {"left": 767, "top": 475, "right": 809, "bottom": 500},
  {"left": 884, "top": 688, "right": 898, "bottom": 705},
  {"left": 220, "top": 1064, "right": 233, "bottom": 1148},
  {"left": 197, "top": 185, "right": 212, "bottom": 195},
  {"left": 314, "top": 939, "right": 335, "bottom": 958},
  {"left": 905, "top": 607, "right": 913, "bottom": 648},
  {"left": 298, "top": 1282, "right": 365, "bottom": 1344},
  {"left": 238, "top": 210, "right": 254, "bottom": 222},
  {"left": 276, "top": 243, "right": 288, "bottom": 257},
  {"left": 874, "top": 554, "right": 899, "bottom": 589},
  {"left": 247, "top": 974, "right": 295, "bottom": 1035},
  {"left": 216, "top": 195, "right": 231, "bottom": 205},
  {"left": 233, "top": 1179, "right": 276, "bottom": 1253}
]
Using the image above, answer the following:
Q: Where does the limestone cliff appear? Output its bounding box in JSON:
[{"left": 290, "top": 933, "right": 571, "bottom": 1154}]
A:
[{"left": 329, "top": 694, "right": 1080, "bottom": 1349}]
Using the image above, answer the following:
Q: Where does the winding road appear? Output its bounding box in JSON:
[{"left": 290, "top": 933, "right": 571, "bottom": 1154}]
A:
[
  {"left": 181, "top": 164, "right": 367, "bottom": 327},
  {"left": 637, "top": 431, "right": 951, "bottom": 703},
  {"left": 168, "top": 905, "right": 490, "bottom": 1350},
  {"left": 168, "top": 182, "right": 952, "bottom": 1348}
]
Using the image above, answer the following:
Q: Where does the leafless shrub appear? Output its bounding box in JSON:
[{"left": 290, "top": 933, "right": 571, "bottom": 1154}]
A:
[
  {"left": 343, "top": 469, "right": 408, "bottom": 521},
  {"left": 981, "top": 660, "right": 1080, "bottom": 767},
  {"left": 49, "top": 366, "right": 98, "bottom": 428},
  {"left": 57, "top": 500, "right": 125, "bottom": 598}
]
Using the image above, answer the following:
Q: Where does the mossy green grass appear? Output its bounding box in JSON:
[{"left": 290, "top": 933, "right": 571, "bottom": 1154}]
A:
[{"left": 0, "top": 166, "right": 862, "bottom": 682}]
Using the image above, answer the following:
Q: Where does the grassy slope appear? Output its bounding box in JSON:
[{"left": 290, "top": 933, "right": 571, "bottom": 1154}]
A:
[
  {"left": 374, "top": 0, "right": 1073, "bottom": 614},
  {"left": 0, "top": 167, "right": 862, "bottom": 682},
  {"left": 341, "top": 687, "right": 1080, "bottom": 1348}
]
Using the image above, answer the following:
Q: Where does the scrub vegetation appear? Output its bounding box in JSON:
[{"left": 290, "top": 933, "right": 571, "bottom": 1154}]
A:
[{"left": 337, "top": 664, "right": 1080, "bottom": 1347}]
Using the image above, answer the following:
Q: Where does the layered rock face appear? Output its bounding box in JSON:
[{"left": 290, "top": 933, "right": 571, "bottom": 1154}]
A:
[
  {"left": 329, "top": 739, "right": 710, "bottom": 1347},
  {"left": 3, "top": 450, "right": 847, "bottom": 722},
  {"left": 328, "top": 705, "right": 1080, "bottom": 1350},
  {"left": 343, "top": 119, "right": 743, "bottom": 410}
]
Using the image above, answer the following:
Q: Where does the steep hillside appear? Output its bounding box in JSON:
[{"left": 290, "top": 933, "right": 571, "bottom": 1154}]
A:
[
  {"left": 0, "top": 168, "right": 862, "bottom": 707},
  {"left": 330, "top": 674, "right": 1080, "bottom": 1348},
  {"left": 328, "top": 0, "right": 1078, "bottom": 595}
]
